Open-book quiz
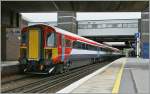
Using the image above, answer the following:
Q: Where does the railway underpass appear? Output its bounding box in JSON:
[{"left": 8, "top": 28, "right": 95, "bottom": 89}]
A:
[{"left": 1, "top": 1, "right": 149, "bottom": 94}]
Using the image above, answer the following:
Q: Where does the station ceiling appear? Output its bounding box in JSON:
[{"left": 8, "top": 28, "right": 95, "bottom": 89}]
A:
[
  {"left": 85, "top": 35, "right": 135, "bottom": 50},
  {"left": 85, "top": 35, "right": 135, "bottom": 42},
  {"left": 2, "top": 1, "right": 149, "bottom": 12}
]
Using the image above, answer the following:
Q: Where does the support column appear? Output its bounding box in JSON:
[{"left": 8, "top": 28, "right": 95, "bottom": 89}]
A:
[
  {"left": 140, "top": 7, "right": 149, "bottom": 58},
  {"left": 57, "top": 11, "right": 77, "bottom": 34},
  {"left": 1, "top": 6, "right": 21, "bottom": 61}
]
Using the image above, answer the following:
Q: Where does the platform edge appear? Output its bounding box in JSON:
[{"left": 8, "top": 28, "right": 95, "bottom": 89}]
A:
[{"left": 112, "top": 58, "right": 127, "bottom": 94}]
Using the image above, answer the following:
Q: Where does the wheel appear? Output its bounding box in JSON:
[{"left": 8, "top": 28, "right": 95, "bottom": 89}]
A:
[
  {"left": 54, "top": 64, "right": 64, "bottom": 74},
  {"left": 63, "top": 61, "right": 71, "bottom": 73}
]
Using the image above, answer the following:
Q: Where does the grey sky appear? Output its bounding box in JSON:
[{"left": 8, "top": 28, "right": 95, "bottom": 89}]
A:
[{"left": 21, "top": 12, "right": 141, "bottom": 22}]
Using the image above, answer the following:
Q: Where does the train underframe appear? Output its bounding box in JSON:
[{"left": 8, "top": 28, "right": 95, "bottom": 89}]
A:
[{"left": 19, "top": 54, "right": 122, "bottom": 75}]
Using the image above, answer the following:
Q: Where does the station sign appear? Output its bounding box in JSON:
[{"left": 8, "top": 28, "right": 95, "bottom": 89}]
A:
[{"left": 135, "top": 32, "right": 140, "bottom": 38}]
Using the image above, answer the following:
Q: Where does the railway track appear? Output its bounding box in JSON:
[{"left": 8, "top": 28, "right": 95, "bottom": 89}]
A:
[
  {"left": 2, "top": 61, "right": 111, "bottom": 93},
  {"left": 39, "top": 62, "right": 108, "bottom": 93},
  {"left": 1, "top": 74, "right": 48, "bottom": 92}
]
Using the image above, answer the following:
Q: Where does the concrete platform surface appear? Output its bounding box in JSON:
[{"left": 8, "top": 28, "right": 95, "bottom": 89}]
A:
[
  {"left": 57, "top": 57, "right": 149, "bottom": 93},
  {"left": 1, "top": 61, "right": 20, "bottom": 77},
  {"left": 119, "top": 57, "right": 149, "bottom": 94},
  {"left": 57, "top": 57, "right": 126, "bottom": 93}
]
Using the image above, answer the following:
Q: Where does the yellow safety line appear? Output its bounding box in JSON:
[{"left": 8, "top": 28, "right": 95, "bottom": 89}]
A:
[{"left": 112, "top": 58, "right": 127, "bottom": 94}]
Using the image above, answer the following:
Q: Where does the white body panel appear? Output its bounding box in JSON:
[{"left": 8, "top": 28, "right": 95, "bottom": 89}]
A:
[{"left": 70, "top": 49, "right": 106, "bottom": 55}]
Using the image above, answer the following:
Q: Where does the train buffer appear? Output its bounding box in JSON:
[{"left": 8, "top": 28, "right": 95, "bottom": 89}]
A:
[{"left": 57, "top": 57, "right": 149, "bottom": 94}]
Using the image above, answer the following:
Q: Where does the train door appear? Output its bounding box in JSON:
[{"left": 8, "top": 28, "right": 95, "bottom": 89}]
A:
[
  {"left": 54, "top": 34, "right": 65, "bottom": 73},
  {"left": 64, "top": 37, "right": 72, "bottom": 61},
  {"left": 61, "top": 34, "right": 65, "bottom": 62},
  {"left": 28, "top": 29, "right": 40, "bottom": 61}
]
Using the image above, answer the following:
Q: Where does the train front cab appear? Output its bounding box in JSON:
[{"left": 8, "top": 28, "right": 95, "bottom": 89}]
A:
[{"left": 19, "top": 26, "right": 59, "bottom": 74}]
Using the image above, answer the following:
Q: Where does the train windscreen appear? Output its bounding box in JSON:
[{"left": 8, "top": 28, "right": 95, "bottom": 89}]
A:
[{"left": 46, "top": 32, "right": 56, "bottom": 47}]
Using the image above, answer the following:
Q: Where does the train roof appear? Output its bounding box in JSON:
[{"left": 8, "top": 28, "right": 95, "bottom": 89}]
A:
[
  {"left": 51, "top": 26, "right": 119, "bottom": 52},
  {"left": 22, "top": 24, "right": 119, "bottom": 52}
]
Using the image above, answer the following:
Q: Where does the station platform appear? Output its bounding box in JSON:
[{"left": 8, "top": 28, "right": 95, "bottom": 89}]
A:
[
  {"left": 1, "top": 61, "right": 19, "bottom": 67},
  {"left": 57, "top": 57, "right": 149, "bottom": 94},
  {"left": 1, "top": 61, "right": 20, "bottom": 77}
]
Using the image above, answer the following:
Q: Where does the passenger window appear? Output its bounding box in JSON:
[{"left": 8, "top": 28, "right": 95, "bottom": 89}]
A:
[
  {"left": 73, "top": 41, "right": 82, "bottom": 49},
  {"left": 47, "top": 32, "right": 55, "bottom": 47},
  {"left": 65, "top": 39, "right": 72, "bottom": 47},
  {"left": 78, "top": 42, "right": 82, "bottom": 49},
  {"left": 82, "top": 43, "right": 86, "bottom": 49},
  {"left": 73, "top": 41, "right": 77, "bottom": 48}
]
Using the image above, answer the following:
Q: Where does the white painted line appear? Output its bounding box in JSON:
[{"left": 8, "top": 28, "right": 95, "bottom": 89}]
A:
[{"left": 56, "top": 60, "right": 116, "bottom": 93}]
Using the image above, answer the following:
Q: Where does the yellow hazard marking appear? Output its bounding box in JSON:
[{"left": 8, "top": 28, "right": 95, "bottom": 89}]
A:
[
  {"left": 112, "top": 58, "right": 127, "bottom": 94},
  {"left": 52, "top": 48, "right": 58, "bottom": 59},
  {"left": 20, "top": 47, "right": 27, "bottom": 57}
]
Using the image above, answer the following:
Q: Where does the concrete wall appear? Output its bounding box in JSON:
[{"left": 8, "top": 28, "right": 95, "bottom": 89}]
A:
[
  {"left": 140, "top": 7, "right": 149, "bottom": 58},
  {"left": 1, "top": 6, "right": 22, "bottom": 61},
  {"left": 1, "top": 6, "right": 14, "bottom": 61},
  {"left": 58, "top": 11, "right": 77, "bottom": 34},
  {"left": 6, "top": 28, "right": 20, "bottom": 60}
]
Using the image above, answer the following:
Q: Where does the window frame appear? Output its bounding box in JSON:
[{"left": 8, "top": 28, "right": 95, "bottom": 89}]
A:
[
  {"left": 46, "top": 32, "right": 57, "bottom": 47},
  {"left": 65, "top": 39, "right": 72, "bottom": 48}
]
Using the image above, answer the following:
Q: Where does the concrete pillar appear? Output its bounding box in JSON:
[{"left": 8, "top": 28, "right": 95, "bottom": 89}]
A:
[
  {"left": 1, "top": 25, "right": 7, "bottom": 61},
  {"left": 1, "top": 6, "right": 21, "bottom": 61},
  {"left": 57, "top": 11, "right": 77, "bottom": 34},
  {"left": 140, "top": 7, "right": 149, "bottom": 58},
  {"left": 1, "top": 6, "right": 12, "bottom": 61}
]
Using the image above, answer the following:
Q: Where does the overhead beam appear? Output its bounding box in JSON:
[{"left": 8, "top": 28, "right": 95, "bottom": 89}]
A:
[
  {"left": 2, "top": 1, "right": 148, "bottom": 12},
  {"left": 52, "top": 1, "right": 59, "bottom": 11}
]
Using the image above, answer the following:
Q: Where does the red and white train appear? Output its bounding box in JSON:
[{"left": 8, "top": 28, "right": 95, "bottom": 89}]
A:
[{"left": 19, "top": 24, "right": 121, "bottom": 74}]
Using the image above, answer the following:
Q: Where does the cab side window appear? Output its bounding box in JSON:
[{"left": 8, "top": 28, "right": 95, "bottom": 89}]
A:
[
  {"left": 73, "top": 41, "right": 78, "bottom": 48},
  {"left": 21, "top": 32, "right": 27, "bottom": 44},
  {"left": 47, "top": 33, "right": 55, "bottom": 47}
]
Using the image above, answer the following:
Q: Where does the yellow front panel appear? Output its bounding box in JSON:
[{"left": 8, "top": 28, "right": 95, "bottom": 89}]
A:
[
  {"left": 28, "top": 29, "right": 39, "bottom": 60},
  {"left": 52, "top": 48, "right": 58, "bottom": 59}
]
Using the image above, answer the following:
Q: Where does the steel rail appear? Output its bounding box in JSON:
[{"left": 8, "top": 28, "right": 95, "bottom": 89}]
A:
[
  {"left": 24, "top": 62, "right": 108, "bottom": 93},
  {"left": 3, "top": 63, "right": 98, "bottom": 93}
]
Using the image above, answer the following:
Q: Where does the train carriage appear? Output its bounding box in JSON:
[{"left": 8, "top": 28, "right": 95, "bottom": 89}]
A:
[{"left": 19, "top": 24, "right": 121, "bottom": 74}]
